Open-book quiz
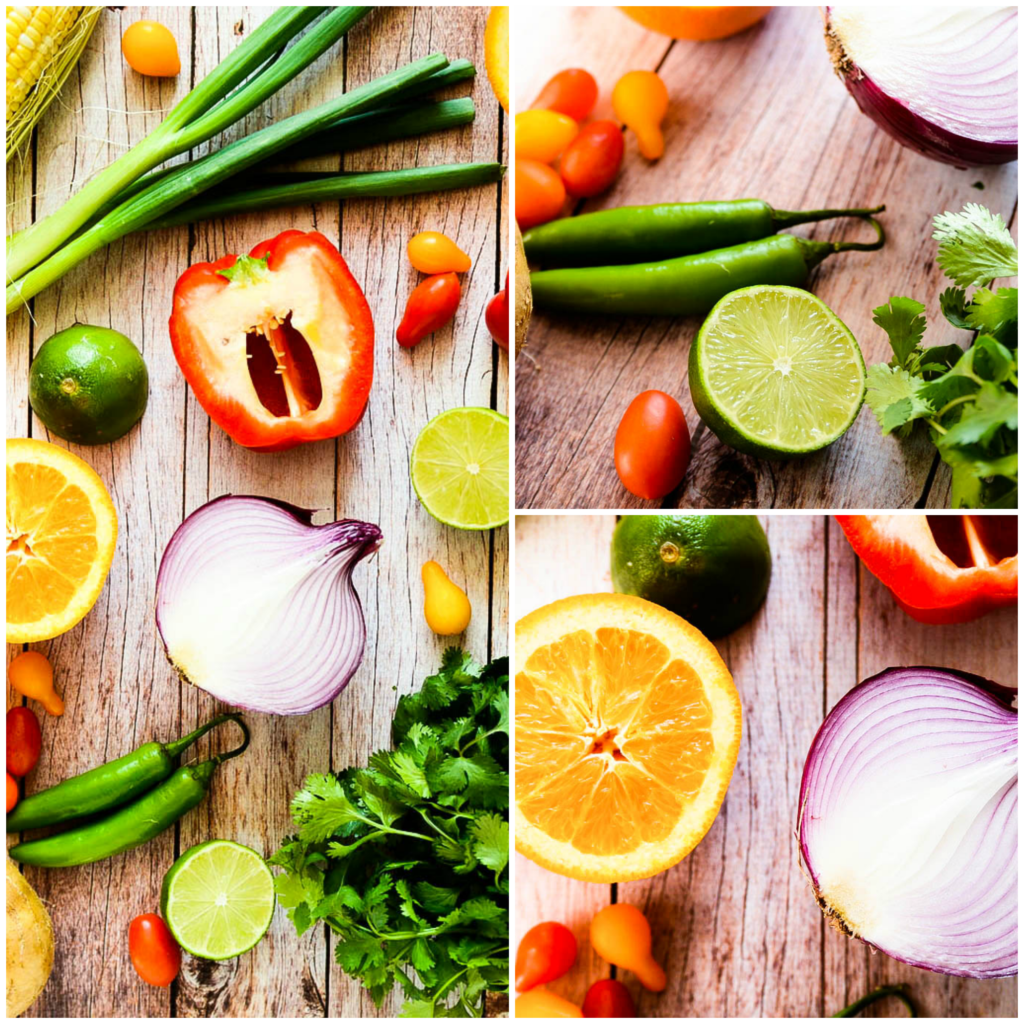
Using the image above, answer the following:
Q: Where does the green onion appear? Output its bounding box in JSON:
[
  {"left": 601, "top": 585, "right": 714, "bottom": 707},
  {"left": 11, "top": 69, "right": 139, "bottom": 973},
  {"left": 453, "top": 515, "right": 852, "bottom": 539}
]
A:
[
  {"left": 144, "top": 163, "right": 505, "bottom": 230},
  {"left": 6, "top": 6, "right": 370, "bottom": 282},
  {"left": 6, "top": 52, "right": 450, "bottom": 313}
]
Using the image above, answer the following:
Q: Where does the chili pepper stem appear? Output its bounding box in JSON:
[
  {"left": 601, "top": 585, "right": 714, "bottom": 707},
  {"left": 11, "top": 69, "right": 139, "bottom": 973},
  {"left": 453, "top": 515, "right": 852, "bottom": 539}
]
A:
[
  {"left": 833, "top": 984, "right": 915, "bottom": 1018},
  {"left": 163, "top": 712, "right": 245, "bottom": 760},
  {"left": 771, "top": 203, "right": 886, "bottom": 230},
  {"left": 212, "top": 717, "right": 251, "bottom": 765},
  {"left": 800, "top": 215, "right": 886, "bottom": 270}
]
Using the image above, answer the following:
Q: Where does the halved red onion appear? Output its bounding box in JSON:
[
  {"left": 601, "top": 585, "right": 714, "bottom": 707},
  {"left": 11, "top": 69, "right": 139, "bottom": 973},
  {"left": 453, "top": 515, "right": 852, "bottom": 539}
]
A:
[
  {"left": 826, "top": 7, "right": 1018, "bottom": 167},
  {"left": 156, "top": 495, "right": 381, "bottom": 716},
  {"left": 798, "top": 667, "right": 1017, "bottom": 979}
]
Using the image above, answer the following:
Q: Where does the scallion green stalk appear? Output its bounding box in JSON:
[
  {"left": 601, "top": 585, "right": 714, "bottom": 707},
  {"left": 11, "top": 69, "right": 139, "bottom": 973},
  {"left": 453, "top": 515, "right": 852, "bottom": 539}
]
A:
[
  {"left": 143, "top": 163, "right": 505, "bottom": 230},
  {"left": 6, "top": 52, "right": 449, "bottom": 313},
  {"left": 6, "top": 6, "right": 370, "bottom": 282}
]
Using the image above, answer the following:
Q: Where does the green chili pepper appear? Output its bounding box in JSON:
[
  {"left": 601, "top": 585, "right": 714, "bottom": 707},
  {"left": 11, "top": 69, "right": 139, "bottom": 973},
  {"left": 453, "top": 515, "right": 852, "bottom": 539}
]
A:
[
  {"left": 522, "top": 199, "right": 886, "bottom": 267},
  {"left": 7, "top": 712, "right": 243, "bottom": 832},
  {"left": 7, "top": 718, "right": 249, "bottom": 868},
  {"left": 529, "top": 221, "right": 885, "bottom": 318},
  {"left": 831, "top": 983, "right": 913, "bottom": 1015}
]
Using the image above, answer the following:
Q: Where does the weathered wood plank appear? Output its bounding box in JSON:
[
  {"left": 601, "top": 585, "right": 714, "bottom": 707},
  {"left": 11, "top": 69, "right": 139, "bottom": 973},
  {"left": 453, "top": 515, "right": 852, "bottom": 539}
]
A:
[{"left": 513, "top": 7, "right": 1018, "bottom": 509}]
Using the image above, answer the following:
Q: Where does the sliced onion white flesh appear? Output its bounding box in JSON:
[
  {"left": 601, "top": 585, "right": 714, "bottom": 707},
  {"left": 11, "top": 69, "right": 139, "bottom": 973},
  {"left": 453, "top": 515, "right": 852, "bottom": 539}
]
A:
[{"left": 799, "top": 667, "right": 1017, "bottom": 978}]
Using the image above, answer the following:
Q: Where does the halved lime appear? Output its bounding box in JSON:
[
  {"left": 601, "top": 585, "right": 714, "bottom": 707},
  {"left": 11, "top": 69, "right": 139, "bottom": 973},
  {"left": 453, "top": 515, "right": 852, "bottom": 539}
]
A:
[
  {"left": 689, "top": 285, "right": 866, "bottom": 459},
  {"left": 411, "top": 407, "right": 509, "bottom": 529},
  {"left": 160, "top": 840, "right": 275, "bottom": 960}
]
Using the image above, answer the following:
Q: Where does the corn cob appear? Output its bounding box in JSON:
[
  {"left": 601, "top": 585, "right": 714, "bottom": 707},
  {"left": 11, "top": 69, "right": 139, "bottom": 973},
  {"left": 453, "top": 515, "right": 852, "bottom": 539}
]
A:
[{"left": 6, "top": 6, "right": 102, "bottom": 162}]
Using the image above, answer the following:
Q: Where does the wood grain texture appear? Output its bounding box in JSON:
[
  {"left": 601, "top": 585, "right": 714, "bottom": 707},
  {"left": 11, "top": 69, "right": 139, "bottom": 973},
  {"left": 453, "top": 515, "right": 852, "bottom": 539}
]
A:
[
  {"left": 513, "top": 6, "right": 1019, "bottom": 510},
  {"left": 514, "top": 513, "right": 1017, "bottom": 1017},
  {"left": 6, "top": 6, "right": 507, "bottom": 1017}
]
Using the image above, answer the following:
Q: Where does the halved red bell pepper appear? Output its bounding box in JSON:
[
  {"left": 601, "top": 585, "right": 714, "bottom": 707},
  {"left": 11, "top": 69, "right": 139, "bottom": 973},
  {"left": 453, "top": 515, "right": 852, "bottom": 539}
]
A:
[
  {"left": 836, "top": 514, "right": 1017, "bottom": 624},
  {"left": 169, "top": 230, "right": 374, "bottom": 451}
]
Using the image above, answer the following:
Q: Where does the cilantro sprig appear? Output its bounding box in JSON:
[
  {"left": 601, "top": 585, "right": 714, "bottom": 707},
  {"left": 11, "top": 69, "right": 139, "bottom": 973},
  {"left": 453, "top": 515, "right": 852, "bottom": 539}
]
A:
[
  {"left": 865, "top": 204, "right": 1018, "bottom": 508},
  {"left": 270, "top": 650, "right": 509, "bottom": 1017}
]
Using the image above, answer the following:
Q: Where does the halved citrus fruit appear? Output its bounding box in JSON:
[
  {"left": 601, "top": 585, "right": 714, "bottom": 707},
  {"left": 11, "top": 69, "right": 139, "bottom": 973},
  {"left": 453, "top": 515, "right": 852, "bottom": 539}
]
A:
[
  {"left": 7, "top": 438, "right": 118, "bottom": 643},
  {"left": 516, "top": 593, "right": 741, "bottom": 881},
  {"left": 484, "top": 6, "right": 509, "bottom": 112}
]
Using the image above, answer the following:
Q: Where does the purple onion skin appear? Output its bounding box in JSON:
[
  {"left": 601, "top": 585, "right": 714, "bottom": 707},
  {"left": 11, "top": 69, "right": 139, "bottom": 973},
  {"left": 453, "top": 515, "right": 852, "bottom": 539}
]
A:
[
  {"left": 827, "top": 6, "right": 1019, "bottom": 167},
  {"left": 841, "top": 66, "right": 1018, "bottom": 168}
]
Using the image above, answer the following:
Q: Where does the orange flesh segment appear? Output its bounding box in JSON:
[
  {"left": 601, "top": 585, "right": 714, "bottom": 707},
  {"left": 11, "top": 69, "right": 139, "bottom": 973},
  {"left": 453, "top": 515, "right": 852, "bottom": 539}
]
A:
[{"left": 516, "top": 627, "right": 713, "bottom": 856}]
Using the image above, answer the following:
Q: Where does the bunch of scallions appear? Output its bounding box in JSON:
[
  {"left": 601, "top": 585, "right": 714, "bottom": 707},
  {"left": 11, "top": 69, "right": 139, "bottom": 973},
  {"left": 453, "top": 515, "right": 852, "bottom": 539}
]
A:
[{"left": 6, "top": 6, "right": 504, "bottom": 314}]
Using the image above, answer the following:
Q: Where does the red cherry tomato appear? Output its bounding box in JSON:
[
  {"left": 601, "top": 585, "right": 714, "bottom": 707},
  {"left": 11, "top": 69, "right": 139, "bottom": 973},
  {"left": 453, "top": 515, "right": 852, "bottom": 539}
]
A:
[
  {"left": 396, "top": 272, "right": 461, "bottom": 348},
  {"left": 7, "top": 772, "right": 18, "bottom": 812},
  {"left": 515, "top": 921, "right": 578, "bottom": 991},
  {"left": 532, "top": 68, "right": 598, "bottom": 122},
  {"left": 129, "top": 914, "right": 182, "bottom": 987},
  {"left": 516, "top": 159, "right": 566, "bottom": 230},
  {"left": 486, "top": 272, "right": 510, "bottom": 352},
  {"left": 582, "top": 978, "right": 636, "bottom": 1017},
  {"left": 560, "top": 120, "right": 625, "bottom": 198},
  {"left": 7, "top": 706, "right": 42, "bottom": 777},
  {"left": 614, "top": 390, "right": 691, "bottom": 500}
]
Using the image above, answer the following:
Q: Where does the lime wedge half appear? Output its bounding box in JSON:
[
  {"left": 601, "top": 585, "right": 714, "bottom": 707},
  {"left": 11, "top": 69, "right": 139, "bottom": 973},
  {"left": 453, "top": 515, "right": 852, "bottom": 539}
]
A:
[
  {"left": 689, "top": 285, "right": 866, "bottom": 459},
  {"left": 411, "top": 407, "right": 509, "bottom": 529},
  {"left": 160, "top": 840, "right": 275, "bottom": 960}
]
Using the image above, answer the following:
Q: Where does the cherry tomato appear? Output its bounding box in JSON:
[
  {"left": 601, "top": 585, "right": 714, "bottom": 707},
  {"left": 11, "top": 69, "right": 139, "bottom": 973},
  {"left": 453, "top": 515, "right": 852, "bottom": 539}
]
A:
[
  {"left": 121, "top": 20, "right": 181, "bottom": 77},
  {"left": 396, "top": 272, "right": 461, "bottom": 348},
  {"left": 560, "top": 120, "right": 625, "bottom": 198},
  {"left": 128, "top": 914, "right": 181, "bottom": 987},
  {"left": 486, "top": 272, "right": 510, "bottom": 352},
  {"left": 7, "top": 706, "right": 42, "bottom": 777},
  {"left": 515, "top": 110, "right": 578, "bottom": 164},
  {"left": 612, "top": 70, "right": 669, "bottom": 160},
  {"left": 582, "top": 979, "right": 636, "bottom": 1017},
  {"left": 406, "top": 231, "right": 471, "bottom": 274},
  {"left": 532, "top": 68, "right": 598, "bottom": 122},
  {"left": 516, "top": 989, "right": 584, "bottom": 1018},
  {"left": 516, "top": 159, "right": 566, "bottom": 230},
  {"left": 7, "top": 772, "right": 18, "bottom": 812},
  {"left": 614, "top": 390, "right": 691, "bottom": 500},
  {"left": 515, "top": 920, "right": 577, "bottom": 991}
]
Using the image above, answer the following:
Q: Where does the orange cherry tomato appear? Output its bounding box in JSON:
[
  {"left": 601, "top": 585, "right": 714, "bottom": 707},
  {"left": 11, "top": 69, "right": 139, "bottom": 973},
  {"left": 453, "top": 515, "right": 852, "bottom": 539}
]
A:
[
  {"left": 560, "top": 120, "right": 625, "bottom": 198},
  {"left": 486, "top": 272, "right": 510, "bottom": 352},
  {"left": 406, "top": 231, "right": 471, "bottom": 274},
  {"left": 7, "top": 772, "right": 18, "bottom": 812},
  {"left": 515, "top": 110, "right": 579, "bottom": 164},
  {"left": 129, "top": 914, "right": 181, "bottom": 987},
  {"left": 590, "top": 903, "right": 666, "bottom": 992},
  {"left": 532, "top": 68, "right": 599, "bottom": 122},
  {"left": 121, "top": 20, "right": 181, "bottom": 77},
  {"left": 516, "top": 159, "right": 566, "bottom": 230},
  {"left": 7, "top": 706, "right": 42, "bottom": 777},
  {"left": 612, "top": 70, "right": 669, "bottom": 160},
  {"left": 515, "top": 920, "right": 577, "bottom": 991},
  {"left": 7, "top": 650, "right": 64, "bottom": 716},
  {"left": 396, "top": 272, "right": 461, "bottom": 348},
  {"left": 516, "top": 989, "right": 584, "bottom": 1018},
  {"left": 614, "top": 391, "right": 691, "bottom": 500},
  {"left": 582, "top": 978, "right": 636, "bottom": 1017}
]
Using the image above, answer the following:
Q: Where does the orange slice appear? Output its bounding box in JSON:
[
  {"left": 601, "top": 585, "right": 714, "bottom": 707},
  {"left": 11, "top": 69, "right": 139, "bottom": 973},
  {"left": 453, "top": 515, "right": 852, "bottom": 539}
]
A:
[
  {"left": 6, "top": 438, "right": 118, "bottom": 643},
  {"left": 516, "top": 593, "right": 741, "bottom": 881},
  {"left": 619, "top": 7, "right": 771, "bottom": 41},
  {"left": 484, "top": 6, "right": 509, "bottom": 113}
]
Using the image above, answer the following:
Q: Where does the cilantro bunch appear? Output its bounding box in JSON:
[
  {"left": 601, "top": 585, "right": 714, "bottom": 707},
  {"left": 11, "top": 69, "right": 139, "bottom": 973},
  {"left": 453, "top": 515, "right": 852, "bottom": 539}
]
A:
[
  {"left": 270, "top": 650, "right": 509, "bottom": 1017},
  {"left": 865, "top": 203, "right": 1017, "bottom": 508}
]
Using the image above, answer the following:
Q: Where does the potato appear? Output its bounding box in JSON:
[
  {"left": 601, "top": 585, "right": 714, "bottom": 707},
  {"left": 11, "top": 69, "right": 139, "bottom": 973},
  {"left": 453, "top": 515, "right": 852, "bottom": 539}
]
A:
[
  {"left": 514, "top": 223, "right": 532, "bottom": 357},
  {"left": 7, "top": 855, "right": 54, "bottom": 1017}
]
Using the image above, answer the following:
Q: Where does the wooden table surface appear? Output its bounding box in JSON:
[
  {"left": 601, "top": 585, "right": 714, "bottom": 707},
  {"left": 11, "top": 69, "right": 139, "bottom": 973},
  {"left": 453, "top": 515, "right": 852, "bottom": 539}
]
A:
[
  {"left": 6, "top": 6, "right": 507, "bottom": 1017},
  {"left": 514, "top": 514, "right": 1017, "bottom": 1018},
  {"left": 513, "top": 6, "right": 1019, "bottom": 510}
]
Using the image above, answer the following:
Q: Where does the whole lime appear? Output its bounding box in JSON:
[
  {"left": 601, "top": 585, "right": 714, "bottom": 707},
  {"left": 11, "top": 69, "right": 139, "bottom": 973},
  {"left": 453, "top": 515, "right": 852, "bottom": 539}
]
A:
[
  {"left": 29, "top": 325, "right": 148, "bottom": 445},
  {"left": 610, "top": 514, "right": 771, "bottom": 638}
]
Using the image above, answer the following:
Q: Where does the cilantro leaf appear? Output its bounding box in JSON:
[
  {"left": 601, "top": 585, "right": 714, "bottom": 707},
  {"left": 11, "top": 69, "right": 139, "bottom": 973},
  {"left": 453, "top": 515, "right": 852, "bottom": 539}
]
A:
[
  {"left": 872, "top": 296, "right": 927, "bottom": 367},
  {"left": 939, "top": 286, "right": 971, "bottom": 329},
  {"left": 933, "top": 203, "right": 1018, "bottom": 287},
  {"left": 966, "top": 286, "right": 1018, "bottom": 341},
  {"left": 291, "top": 774, "right": 367, "bottom": 842},
  {"left": 470, "top": 814, "right": 509, "bottom": 875},
  {"left": 865, "top": 364, "right": 932, "bottom": 435},
  {"left": 938, "top": 382, "right": 1018, "bottom": 449}
]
